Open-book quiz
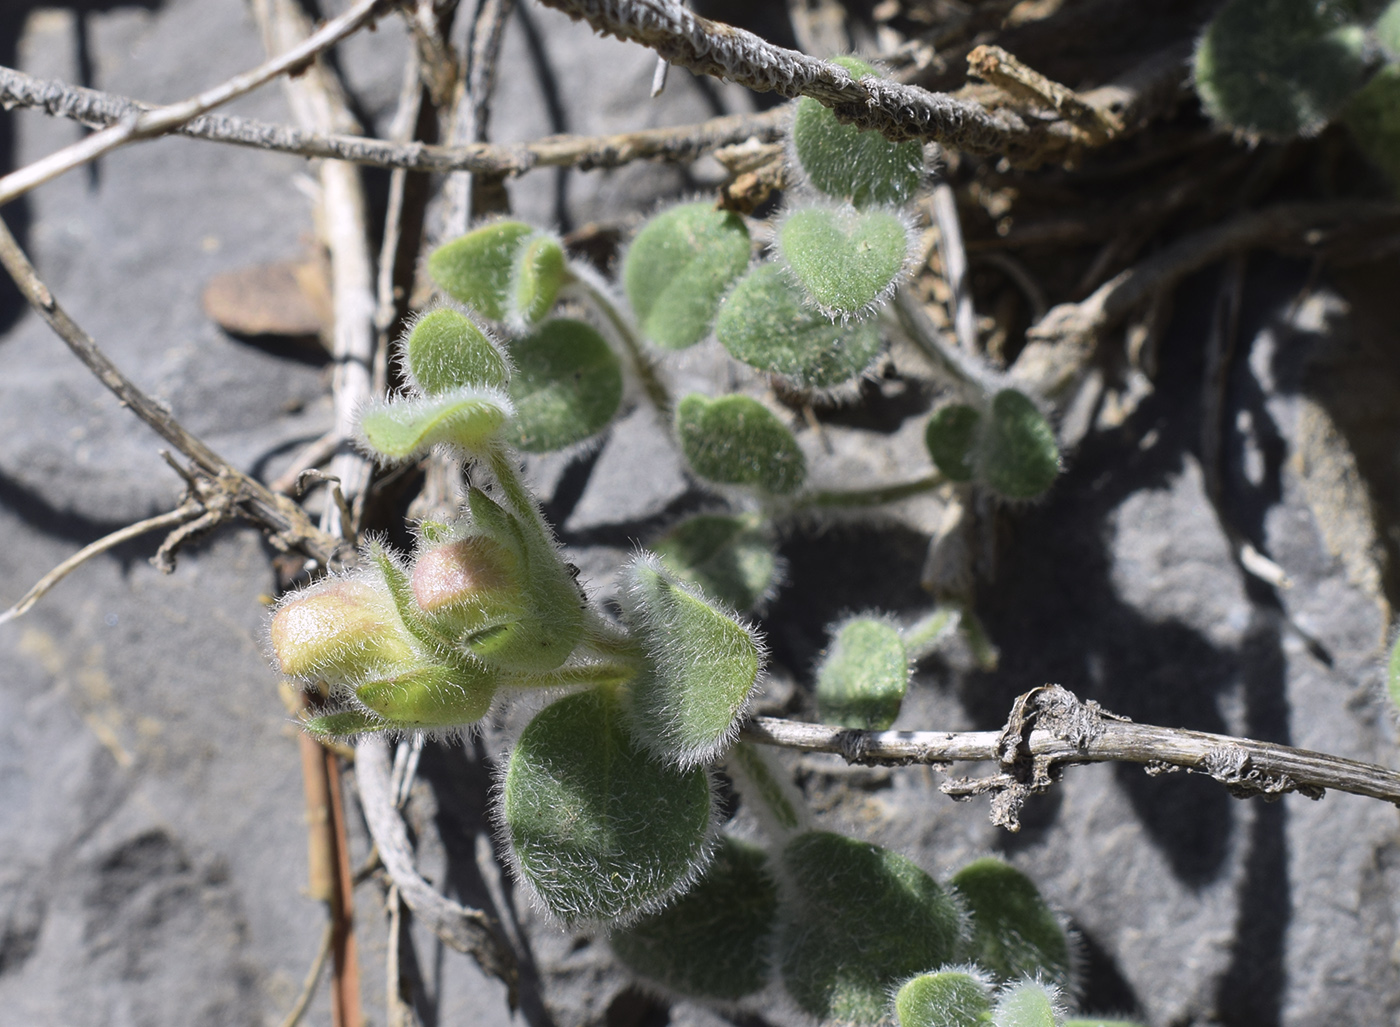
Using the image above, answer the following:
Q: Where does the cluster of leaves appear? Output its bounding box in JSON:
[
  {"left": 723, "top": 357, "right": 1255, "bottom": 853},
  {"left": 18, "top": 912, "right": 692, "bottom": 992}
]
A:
[
  {"left": 260, "top": 53, "right": 1100, "bottom": 1027},
  {"left": 1193, "top": 0, "right": 1400, "bottom": 186}
]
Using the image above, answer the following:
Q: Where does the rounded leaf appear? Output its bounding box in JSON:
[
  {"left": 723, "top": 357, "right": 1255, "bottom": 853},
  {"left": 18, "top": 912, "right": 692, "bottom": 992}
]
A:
[
  {"left": 428, "top": 221, "right": 564, "bottom": 326},
  {"left": 895, "top": 970, "right": 994, "bottom": 1027},
  {"left": 505, "top": 319, "right": 623, "bottom": 452},
  {"left": 621, "top": 555, "right": 762, "bottom": 766},
  {"left": 981, "top": 390, "right": 1059, "bottom": 500},
  {"left": 778, "top": 831, "right": 965, "bottom": 1025},
  {"left": 925, "top": 404, "right": 981, "bottom": 482},
  {"left": 676, "top": 393, "right": 807, "bottom": 494},
  {"left": 991, "top": 981, "right": 1062, "bottom": 1027},
  {"left": 950, "top": 858, "right": 1072, "bottom": 989},
  {"left": 778, "top": 206, "right": 912, "bottom": 316},
  {"left": 816, "top": 617, "right": 908, "bottom": 731},
  {"left": 609, "top": 835, "right": 777, "bottom": 1000},
  {"left": 1192, "top": 0, "right": 1369, "bottom": 139},
  {"left": 354, "top": 660, "right": 497, "bottom": 728},
  {"left": 652, "top": 514, "right": 779, "bottom": 612},
  {"left": 359, "top": 387, "right": 511, "bottom": 460},
  {"left": 404, "top": 307, "right": 510, "bottom": 395},
  {"left": 716, "top": 264, "right": 882, "bottom": 387},
  {"left": 502, "top": 689, "right": 714, "bottom": 924},
  {"left": 791, "top": 57, "right": 926, "bottom": 207},
  {"left": 624, "top": 202, "right": 752, "bottom": 349}
]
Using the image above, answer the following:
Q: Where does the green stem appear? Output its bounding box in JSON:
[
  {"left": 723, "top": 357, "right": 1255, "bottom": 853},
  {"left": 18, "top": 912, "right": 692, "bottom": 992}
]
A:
[
  {"left": 486, "top": 443, "right": 552, "bottom": 543},
  {"left": 579, "top": 607, "right": 647, "bottom": 664},
  {"left": 507, "top": 660, "right": 640, "bottom": 691},
  {"left": 801, "top": 472, "right": 943, "bottom": 508},
  {"left": 900, "top": 605, "right": 957, "bottom": 662},
  {"left": 565, "top": 268, "right": 673, "bottom": 418}
]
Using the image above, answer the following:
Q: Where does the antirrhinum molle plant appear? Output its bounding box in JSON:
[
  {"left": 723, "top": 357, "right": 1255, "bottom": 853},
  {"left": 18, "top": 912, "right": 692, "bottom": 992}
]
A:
[{"left": 258, "top": 51, "right": 1144, "bottom": 1027}]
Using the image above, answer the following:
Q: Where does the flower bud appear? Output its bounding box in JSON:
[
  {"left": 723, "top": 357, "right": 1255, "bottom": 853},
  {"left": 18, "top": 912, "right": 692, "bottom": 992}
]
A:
[
  {"left": 412, "top": 535, "right": 521, "bottom": 629},
  {"left": 269, "top": 578, "right": 417, "bottom": 682}
]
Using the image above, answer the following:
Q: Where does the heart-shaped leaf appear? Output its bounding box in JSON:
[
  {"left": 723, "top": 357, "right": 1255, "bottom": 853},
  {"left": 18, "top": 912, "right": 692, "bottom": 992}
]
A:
[
  {"left": 428, "top": 221, "right": 566, "bottom": 327},
  {"left": 991, "top": 981, "right": 1062, "bottom": 1027},
  {"left": 675, "top": 393, "right": 807, "bottom": 495},
  {"left": 778, "top": 206, "right": 912, "bottom": 316},
  {"left": 624, "top": 202, "right": 751, "bottom": 349},
  {"left": 791, "top": 56, "right": 926, "bottom": 208},
  {"left": 716, "top": 264, "right": 882, "bottom": 387},
  {"left": 621, "top": 555, "right": 762, "bottom": 767},
  {"left": 609, "top": 835, "right": 777, "bottom": 1000},
  {"left": 505, "top": 319, "right": 623, "bottom": 452},
  {"left": 895, "top": 970, "right": 994, "bottom": 1027},
  {"left": 925, "top": 404, "right": 981, "bottom": 482},
  {"left": 359, "top": 387, "right": 511, "bottom": 460},
  {"left": 652, "top": 514, "right": 780, "bottom": 612},
  {"left": 404, "top": 307, "right": 510, "bottom": 395},
  {"left": 951, "top": 857, "right": 1072, "bottom": 989},
  {"left": 778, "top": 831, "right": 965, "bottom": 1025},
  {"left": 981, "top": 389, "right": 1059, "bottom": 500},
  {"left": 502, "top": 689, "right": 714, "bottom": 924},
  {"left": 816, "top": 617, "right": 908, "bottom": 730}
]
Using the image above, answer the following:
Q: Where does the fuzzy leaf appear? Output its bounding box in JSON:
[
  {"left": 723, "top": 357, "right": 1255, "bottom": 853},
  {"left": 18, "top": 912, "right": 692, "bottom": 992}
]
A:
[
  {"left": 652, "top": 514, "right": 779, "bottom": 612},
  {"left": 778, "top": 206, "right": 911, "bottom": 316},
  {"left": 1192, "top": 0, "right": 1369, "bottom": 139},
  {"left": 1343, "top": 65, "right": 1400, "bottom": 190},
  {"left": 360, "top": 387, "right": 511, "bottom": 460},
  {"left": 428, "top": 221, "right": 564, "bottom": 325},
  {"left": 505, "top": 319, "right": 623, "bottom": 452},
  {"left": 716, "top": 264, "right": 882, "bottom": 387},
  {"left": 991, "top": 981, "right": 1060, "bottom": 1027},
  {"left": 778, "top": 831, "right": 965, "bottom": 1025},
  {"left": 925, "top": 404, "right": 981, "bottom": 482},
  {"left": 675, "top": 393, "right": 807, "bottom": 494},
  {"left": 622, "top": 555, "right": 762, "bottom": 768},
  {"left": 1379, "top": 0, "right": 1400, "bottom": 58},
  {"left": 895, "top": 971, "right": 994, "bottom": 1027},
  {"left": 816, "top": 618, "right": 908, "bottom": 731},
  {"left": 354, "top": 660, "right": 497, "bottom": 728},
  {"left": 405, "top": 307, "right": 510, "bottom": 395},
  {"left": 502, "top": 689, "right": 713, "bottom": 924},
  {"left": 302, "top": 709, "right": 394, "bottom": 738},
  {"left": 624, "top": 202, "right": 752, "bottom": 349},
  {"left": 951, "top": 858, "right": 1072, "bottom": 989},
  {"left": 609, "top": 835, "right": 777, "bottom": 1000},
  {"left": 1061, "top": 1021, "right": 1144, "bottom": 1027},
  {"left": 982, "top": 390, "right": 1059, "bottom": 500},
  {"left": 791, "top": 56, "right": 926, "bottom": 208}
]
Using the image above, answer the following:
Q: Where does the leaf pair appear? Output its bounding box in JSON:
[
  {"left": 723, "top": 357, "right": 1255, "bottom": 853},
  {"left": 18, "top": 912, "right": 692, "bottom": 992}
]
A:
[
  {"left": 428, "top": 220, "right": 567, "bottom": 330},
  {"left": 925, "top": 390, "right": 1060, "bottom": 500},
  {"left": 896, "top": 974, "right": 1063, "bottom": 1027}
]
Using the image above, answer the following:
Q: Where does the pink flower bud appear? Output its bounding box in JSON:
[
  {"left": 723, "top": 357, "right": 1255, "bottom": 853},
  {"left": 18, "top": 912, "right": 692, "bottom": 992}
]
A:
[
  {"left": 270, "top": 578, "right": 416, "bottom": 681},
  {"left": 412, "top": 537, "right": 518, "bottom": 615}
]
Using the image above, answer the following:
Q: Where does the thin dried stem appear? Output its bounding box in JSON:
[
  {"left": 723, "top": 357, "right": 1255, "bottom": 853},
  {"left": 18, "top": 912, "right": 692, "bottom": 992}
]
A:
[
  {"left": 932, "top": 183, "right": 977, "bottom": 353},
  {"left": 278, "top": 920, "right": 336, "bottom": 1027},
  {"left": 441, "top": 0, "right": 517, "bottom": 235},
  {"left": 0, "top": 68, "right": 790, "bottom": 177},
  {"left": 0, "top": 0, "right": 391, "bottom": 209}
]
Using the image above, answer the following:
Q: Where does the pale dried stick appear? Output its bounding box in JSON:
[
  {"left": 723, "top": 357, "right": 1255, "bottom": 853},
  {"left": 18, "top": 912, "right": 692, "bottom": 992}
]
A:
[
  {"left": 932, "top": 182, "right": 977, "bottom": 352},
  {"left": 278, "top": 921, "right": 336, "bottom": 1027},
  {"left": 441, "top": 0, "right": 517, "bottom": 236},
  {"left": 0, "top": 0, "right": 392, "bottom": 208}
]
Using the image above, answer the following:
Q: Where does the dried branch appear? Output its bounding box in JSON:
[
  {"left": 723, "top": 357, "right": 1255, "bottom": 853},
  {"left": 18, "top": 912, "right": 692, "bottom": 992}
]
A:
[
  {"left": 354, "top": 735, "right": 520, "bottom": 1001},
  {"left": 278, "top": 921, "right": 335, "bottom": 1027},
  {"left": 0, "top": 0, "right": 392, "bottom": 209},
  {"left": 742, "top": 685, "right": 1400, "bottom": 832},
  {"left": 966, "top": 44, "right": 1120, "bottom": 145},
  {"left": 931, "top": 183, "right": 977, "bottom": 353},
  {"left": 0, "top": 66, "right": 788, "bottom": 178},
  {"left": 0, "top": 218, "right": 344, "bottom": 566},
  {"left": 441, "top": 0, "right": 517, "bottom": 236}
]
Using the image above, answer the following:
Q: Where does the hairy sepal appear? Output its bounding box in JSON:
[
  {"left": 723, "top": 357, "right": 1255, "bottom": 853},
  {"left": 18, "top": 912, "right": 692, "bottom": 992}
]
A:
[
  {"left": 609, "top": 835, "right": 778, "bottom": 1000},
  {"left": 777, "top": 831, "right": 966, "bottom": 1025},
  {"left": 651, "top": 513, "right": 781, "bottom": 613},
  {"left": 675, "top": 392, "right": 807, "bottom": 495},
  {"left": 501, "top": 689, "right": 715, "bottom": 925},
  {"left": 624, "top": 201, "right": 752, "bottom": 349},
  {"left": 358, "top": 386, "right": 512, "bottom": 461},
  {"left": 505, "top": 318, "right": 623, "bottom": 452},
  {"left": 990, "top": 979, "right": 1065, "bottom": 1027},
  {"left": 815, "top": 616, "right": 909, "bottom": 731},
  {"left": 268, "top": 571, "right": 418, "bottom": 684},
  {"left": 402, "top": 305, "right": 511, "bottom": 395},
  {"left": 621, "top": 554, "right": 763, "bottom": 768},
  {"left": 427, "top": 220, "right": 566, "bottom": 328},
  {"left": 894, "top": 967, "right": 995, "bottom": 1027},
  {"left": 950, "top": 858, "right": 1073, "bottom": 990},
  {"left": 716, "top": 264, "right": 883, "bottom": 387},
  {"left": 777, "top": 204, "right": 916, "bottom": 318}
]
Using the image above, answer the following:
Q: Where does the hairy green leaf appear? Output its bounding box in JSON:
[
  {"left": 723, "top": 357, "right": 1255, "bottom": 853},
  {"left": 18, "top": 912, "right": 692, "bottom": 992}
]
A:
[
  {"left": 624, "top": 202, "right": 752, "bottom": 349},
  {"left": 622, "top": 555, "right": 762, "bottom": 767},
  {"left": 716, "top": 264, "right": 882, "bottom": 387},
  {"left": 503, "top": 689, "right": 713, "bottom": 924},
  {"left": 791, "top": 56, "right": 926, "bottom": 207},
  {"left": 353, "top": 660, "right": 497, "bottom": 728},
  {"left": 779, "top": 206, "right": 911, "bottom": 316},
  {"left": 1344, "top": 65, "right": 1400, "bottom": 190},
  {"left": 778, "top": 831, "right": 965, "bottom": 1025},
  {"left": 925, "top": 404, "right": 981, "bottom": 482},
  {"left": 951, "top": 858, "right": 1072, "bottom": 989},
  {"left": 609, "top": 835, "right": 777, "bottom": 999},
  {"left": 404, "top": 307, "right": 510, "bottom": 395},
  {"left": 895, "top": 970, "right": 994, "bottom": 1027},
  {"left": 675, "top": 393, "right": 807, "bottom": 494},
  {"left": 303, "top": 708, "right": 395, "bottom": 738},
  {"left": 504, "top": 319, "right": 623, "bottom": 452},
  {"left": 359, "top": 387, "right": 511, "bottom": 460},
  {"left": 428, "top": 221, "right": 565, "bottom": 326},
  {"left": 514, "top": 233, "right": 568, "bottom": 327},
  {"left": 816, "top": 617, "right": 908, "bottom": 730},
  {"left": 991, "top": 981, "right": 1061, "bottom": 1027},
  {"left": 1193, "top": 0, "right": 1369, "bottom": 139},
  {"left": 652, "top": 514, "right": 779, "bottom": 612},
  {"left": 982, "top": 390, "right": 1059, "bottom": 500}
]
